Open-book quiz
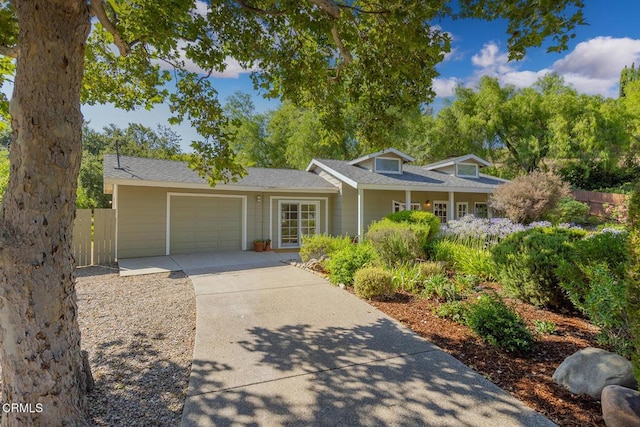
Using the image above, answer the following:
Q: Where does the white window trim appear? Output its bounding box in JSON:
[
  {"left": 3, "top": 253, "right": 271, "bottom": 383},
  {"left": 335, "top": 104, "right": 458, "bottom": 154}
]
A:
[
  {"left": 166, "top": 192, "right": 248, "bottom": 255},
  {"left": 456, "top": 202, "right": 468, "bottom": 219},
  {"left": 374, "top": 156, "right": 402, "bottom": 174},
  {"left": 269, "top": 197, "right": 329, "bottom": 249},
  {"left": 433, "top": 200, "right": 448, "bottom": 224},
  {"left": 392, "top": 200, "right": 421, "bottom": 212},
  {"left": 474, "top": 202, "right": 489, "bottom": 218},
  {"left": 456, "top": 162, "right": 479, "bottom": 178}
]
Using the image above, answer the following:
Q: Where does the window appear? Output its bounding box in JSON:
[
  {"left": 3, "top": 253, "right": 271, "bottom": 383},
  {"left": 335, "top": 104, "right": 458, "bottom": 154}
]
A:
[
  {"left": 475, "top": 202, "right": 488, "bottom": 218},
  {"left": 375, "top": 157, "right": 401, "bottom": 174},
  {"left": 393, "top": 200, "right": 421, "bottom": 213},
  {"left": 456, "top": 163, "right": 478, "bottom": 177},
  {"left": 456, "top": 202, "right": 468, "bottom": 219},
  {"left": 433, "top": 201, "right": 448, "bottom": 224}
]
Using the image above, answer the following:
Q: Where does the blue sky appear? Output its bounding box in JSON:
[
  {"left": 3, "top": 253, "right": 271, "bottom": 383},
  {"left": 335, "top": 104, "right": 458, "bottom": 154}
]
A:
[{"left": 79, "top": 1, "right": 640, "bottom": 151}]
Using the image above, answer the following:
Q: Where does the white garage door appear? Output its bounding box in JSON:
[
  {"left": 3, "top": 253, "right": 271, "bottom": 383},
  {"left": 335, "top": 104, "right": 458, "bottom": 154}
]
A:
[{"left": 170, "top": 196, "right": 243, "bottom": 254}]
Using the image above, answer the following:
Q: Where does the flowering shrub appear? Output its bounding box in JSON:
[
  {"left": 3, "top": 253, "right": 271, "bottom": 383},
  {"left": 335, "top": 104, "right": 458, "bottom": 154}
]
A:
[
  {"left": 490, "top": 171, "right": 570, "bottom": 223},
  {"left": 439, "top": 215, "right": 582, "bottom": 247},
  {"left": 603, "top": 199, "right": 630, "bottom": 224}
]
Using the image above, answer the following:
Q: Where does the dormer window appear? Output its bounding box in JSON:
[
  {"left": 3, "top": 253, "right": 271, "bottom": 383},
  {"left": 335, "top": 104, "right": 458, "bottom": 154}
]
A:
[
  {"left": 375, "top": 157, "right": 401, "bottom": 174},
  {"left": 456, "top": 163, "right": 478, "bottom": 178}
]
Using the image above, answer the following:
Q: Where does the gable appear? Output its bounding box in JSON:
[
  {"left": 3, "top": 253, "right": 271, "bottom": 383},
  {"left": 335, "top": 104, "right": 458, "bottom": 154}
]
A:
[{"left": 423, "top": 154, "right": 491, "bottom": 178}]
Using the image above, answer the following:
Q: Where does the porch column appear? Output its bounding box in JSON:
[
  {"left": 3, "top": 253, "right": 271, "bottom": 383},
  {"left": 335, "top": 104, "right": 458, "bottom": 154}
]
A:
[
  {"left": 448, "top": 191, "right": 455, "bottom": 222},
  {"left": 358, "top": 188, "right": 365, "bottom": 239},
  {"left": 405, "top": 189, "right": 412, "bottom": 211}
]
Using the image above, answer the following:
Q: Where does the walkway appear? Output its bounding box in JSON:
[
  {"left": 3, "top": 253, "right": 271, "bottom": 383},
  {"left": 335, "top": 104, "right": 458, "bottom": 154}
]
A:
[{"left": 161, "top": 252, "right": 556, "bottom": 426}]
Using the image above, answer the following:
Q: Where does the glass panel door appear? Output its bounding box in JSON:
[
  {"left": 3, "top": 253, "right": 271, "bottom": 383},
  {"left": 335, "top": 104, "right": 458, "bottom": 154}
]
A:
[
  {"left": 433, "top": 202, "right": 448, "bottom": 224},
  {"left": 280, "top": 202, "right": 319, "bottom": 247},
  {"left": 300, "top": 203, "right": 317, "bottom": 237},
  {"left": 280, "top": 203, "right": 299, "bottom": 246}
]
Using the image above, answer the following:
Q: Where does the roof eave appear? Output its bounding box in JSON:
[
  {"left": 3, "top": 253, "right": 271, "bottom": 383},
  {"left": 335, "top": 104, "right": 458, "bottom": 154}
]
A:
[{"left": 103, "top": 177, "right": 339, "bottom": 193}]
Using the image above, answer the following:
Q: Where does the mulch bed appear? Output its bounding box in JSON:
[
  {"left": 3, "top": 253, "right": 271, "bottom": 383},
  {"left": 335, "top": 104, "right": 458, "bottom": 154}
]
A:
[{"left": 368, "top": 289, "right": 605, "bottom": 427}]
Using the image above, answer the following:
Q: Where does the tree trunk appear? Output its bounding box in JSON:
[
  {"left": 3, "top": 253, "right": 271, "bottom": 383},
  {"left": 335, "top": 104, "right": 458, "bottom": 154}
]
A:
[{"left": 0, "top": 1, "right": 91, "bottom": 426}]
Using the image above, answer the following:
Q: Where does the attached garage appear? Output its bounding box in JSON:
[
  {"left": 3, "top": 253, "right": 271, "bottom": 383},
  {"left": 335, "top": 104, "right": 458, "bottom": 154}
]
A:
[{"left": 168, "top": 194, "right": 246, "bottom": 254}]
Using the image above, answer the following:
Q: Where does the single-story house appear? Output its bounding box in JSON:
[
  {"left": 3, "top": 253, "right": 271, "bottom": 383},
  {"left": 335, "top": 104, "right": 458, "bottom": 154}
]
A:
[{"left": 103, "top": 148, "right": 507, "bottom": 259}]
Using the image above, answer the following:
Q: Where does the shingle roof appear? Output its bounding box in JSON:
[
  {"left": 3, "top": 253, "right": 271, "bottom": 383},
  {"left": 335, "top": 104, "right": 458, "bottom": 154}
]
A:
[
  {"left": 103, "top": 155, "right": 337, "bottom": 190},
  {"left": 423, "top": 154, "right": 491, "bottom": 170},
  {"left": 311, "top": 159, "right": 506, "bottom": 191}
]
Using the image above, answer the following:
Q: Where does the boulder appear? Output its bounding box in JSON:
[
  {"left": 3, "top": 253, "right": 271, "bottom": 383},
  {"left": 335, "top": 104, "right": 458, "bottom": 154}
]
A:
[
  {"left": 601, "top": 385, "right": 640, "bottom": 427},
  {"left": 552, "top": 347, "right": 638, "bottom": 399}
]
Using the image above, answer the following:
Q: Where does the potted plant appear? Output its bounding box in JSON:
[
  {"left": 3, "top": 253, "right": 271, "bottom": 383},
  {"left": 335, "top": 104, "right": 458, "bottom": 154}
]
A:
[
  {"left": 253, "top": 239, "right": 265, "bottom": 252},
  {"left": 264, "top": 239, "right": 271, "bottom": 251}
]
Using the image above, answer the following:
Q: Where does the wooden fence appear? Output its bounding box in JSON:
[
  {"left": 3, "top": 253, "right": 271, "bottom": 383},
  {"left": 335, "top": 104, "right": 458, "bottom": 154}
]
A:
[
  {"left": 571, "top": 190, "right": 627, "bottom": 217},
  {"left": 73, "top": 208, "right": 116, "bottom": 266}
]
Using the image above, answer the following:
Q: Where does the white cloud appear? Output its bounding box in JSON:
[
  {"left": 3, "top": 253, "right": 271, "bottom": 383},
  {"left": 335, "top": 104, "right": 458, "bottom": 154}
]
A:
[
  {"left": 500, "top": 69, "right": 550, "bottom": 88},
  {"left": 552, "top": 36, "right": 640, "bottom": 80},
  {"left": 443, "top": 47, "right": 462, "bottom": 62},
  {"left": 191, "top": 1, "right": 208, "bottom": 17},
  {"left": 156, "top": 40, "right": 257, "bottom": 78},
  {"left": 445, "top": 37, "right": 640, "bottom": 99},
  {"left": 433, "top": 77, "right": 460, "bottom": 97},
  {"left": 559, "top": 73, "right": 618, "bottom": 96}
]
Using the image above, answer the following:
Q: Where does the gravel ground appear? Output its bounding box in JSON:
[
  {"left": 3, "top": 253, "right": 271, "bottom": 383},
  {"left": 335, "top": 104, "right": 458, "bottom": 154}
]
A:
[{"left": 77, "top": 266, "right": 196, "bottom": 426}]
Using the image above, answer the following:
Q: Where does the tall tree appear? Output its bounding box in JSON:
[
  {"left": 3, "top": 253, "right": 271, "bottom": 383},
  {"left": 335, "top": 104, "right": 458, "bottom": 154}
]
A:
[
  {"left": 0, "top": 1, "right": 585, "bottom": 424},
  {"left": 416, "top": 74, "right": 630, "bottom": 176},
  {"left": 77, "top": 123, "right": 184, "bottom": 209}
]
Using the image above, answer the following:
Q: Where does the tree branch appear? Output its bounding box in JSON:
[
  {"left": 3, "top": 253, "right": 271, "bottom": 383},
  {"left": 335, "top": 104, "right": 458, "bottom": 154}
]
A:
[
  {"left": 0, "top": 44, "right": 18, "bottom": 58},
  {"left": 235, "top": 0, "right": 286, "bottom": 16},
  {"left": 337, "top": 3, "right": 389, "bottom": 14},
  {"left": 308, "top": 0, "right": 341, "bottom": 18},
  {"left": 331, "top": 24, "right": 353, "bottom": 64},
  {"left": 306, "top": 0, "right": 354, "bottom": 64},
  {"left": 89, "top": 0, "right": 131, "bottom": 56}
]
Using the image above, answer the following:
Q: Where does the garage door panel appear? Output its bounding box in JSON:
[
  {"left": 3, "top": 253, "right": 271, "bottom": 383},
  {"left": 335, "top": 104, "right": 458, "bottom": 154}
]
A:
[{"left": 170, "top": 196, "right": 243, "bottom": 254}]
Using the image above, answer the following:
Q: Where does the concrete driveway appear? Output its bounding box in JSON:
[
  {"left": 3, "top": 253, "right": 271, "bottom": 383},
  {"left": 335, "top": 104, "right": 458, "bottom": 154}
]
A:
[{"left": 177, "top": 254, "right": 555, "bottom": 426}]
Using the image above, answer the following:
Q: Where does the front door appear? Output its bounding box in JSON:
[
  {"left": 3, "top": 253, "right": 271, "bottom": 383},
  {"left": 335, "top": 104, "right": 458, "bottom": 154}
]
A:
[{"left": 279, "top": 202, "right": 319, "bottom": 247}]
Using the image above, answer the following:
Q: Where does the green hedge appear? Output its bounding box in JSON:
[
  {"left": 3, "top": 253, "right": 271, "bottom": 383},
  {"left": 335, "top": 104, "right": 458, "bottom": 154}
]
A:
[
  {"left": 491, "top": 227, "right": 585, "bottom": 309},
  {"left": 353, "top": 266, "right": 395, "bottom": 299},
  {"left": 465, "top": 293, "right": 533, "bottom": 354},
  {"left": 327, "top": 242, "right": 378, "bottom": 286},
  {"left": 627, "top": 181, "right": 640, "bottom": 382},
  {"left": 300, "top": 234, "right": 351, "bottom": 262}
]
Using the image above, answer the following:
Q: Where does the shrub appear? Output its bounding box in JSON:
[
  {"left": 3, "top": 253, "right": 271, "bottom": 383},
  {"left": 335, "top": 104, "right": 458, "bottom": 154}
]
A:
[
  {"left": 556, "top": 229, "right": 629, "bottom": 311},
  {"left": 465, "top": 293, "right": 534, "bottom": 354},
  {"left": 577, "top": 264, "right": 633, "bottom": 356},
  {"left": 434, "top": 300, "right": 469, "bottom": 323},
  {"left": 366, "top": 220, "right": 424, "bottom": 267},
  {"left": 490, "top": 171, "right": 570, "bottom": 223},
  {"left": 545, "top": 196, "right": 590, "bottom": 224},
  {"left": 439, "top": 215, "right": 526, "bottom": 247},
  {"left": 391, "top": 263, "right": 424, "bottom": 294},
  {"left": 385, "top": 210, "right": 440, "bottom": 240},
  {"left": 422, "top": 274, "right": 460, "bottom": 302},
  {"left": 491, "top": 227, "right": 585, "bottom": 309},
  {"left": 327, "top": 242, "right": 378, "bottom": 286},
  {"left": 300, "top": 234, "right": 351, "bottom": 262},
  {"left": 627, "top": 181, "right": 640, "bottom": 382},
  {"left": 533, "top": 320, "right": 556, "bottom": 335},
  {"left": 454, "top": 274, "right": 481, "bottom": 293},
  {"left": 353, "top": 266, "right": 395, "bottom": 299},
  {"left": 430, "top": 239, "right": 495, "bottom": 280},
  {"left": 417, "top": 261, "right": 444, "bottom": 278}
]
